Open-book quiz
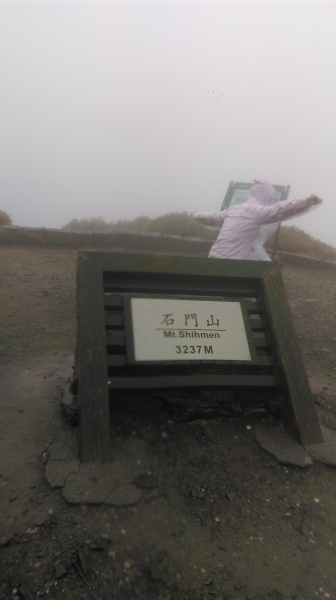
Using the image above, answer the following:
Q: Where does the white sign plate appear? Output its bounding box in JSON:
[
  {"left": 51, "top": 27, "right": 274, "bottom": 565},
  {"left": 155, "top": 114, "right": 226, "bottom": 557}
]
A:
[{"left": 130, "top": 298, "right": 251, "bottom": 362}]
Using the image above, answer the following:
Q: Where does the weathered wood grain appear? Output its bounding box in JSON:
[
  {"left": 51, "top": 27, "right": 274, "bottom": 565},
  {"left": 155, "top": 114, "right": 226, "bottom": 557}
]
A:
[
  {"left": 77, "top": 252, "right": 111, "bottom": 463},
  {"left": 262, "top": 262, "right": 323, "bottom": 446},
  {"left": 107, "top": 374, "right": 279, "bottom": 389}
]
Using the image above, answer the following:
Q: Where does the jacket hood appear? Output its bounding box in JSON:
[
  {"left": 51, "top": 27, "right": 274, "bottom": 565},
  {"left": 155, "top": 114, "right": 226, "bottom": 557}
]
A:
[{"left": 250, "top": 179, "right": 276, "bottom": 205}]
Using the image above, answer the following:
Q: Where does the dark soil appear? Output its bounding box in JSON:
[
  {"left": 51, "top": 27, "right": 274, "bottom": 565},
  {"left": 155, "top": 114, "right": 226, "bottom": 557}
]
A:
[{"left": 0, "top": 245, "right": 336, "bottom": 600}]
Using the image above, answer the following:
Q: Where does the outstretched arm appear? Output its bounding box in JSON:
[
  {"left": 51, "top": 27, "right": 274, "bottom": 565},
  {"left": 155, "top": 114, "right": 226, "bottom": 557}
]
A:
[
  {"left": 255, "top": 195, "right": 322, "bottom": 225},
  {"left": 191, "top": 210, "right": 227, "bottom": 227}
]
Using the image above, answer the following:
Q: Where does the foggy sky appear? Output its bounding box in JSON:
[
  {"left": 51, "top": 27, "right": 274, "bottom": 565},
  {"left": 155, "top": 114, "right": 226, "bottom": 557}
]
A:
[{"left": 0, "top": 1, "right": 335, "bottom": 245}]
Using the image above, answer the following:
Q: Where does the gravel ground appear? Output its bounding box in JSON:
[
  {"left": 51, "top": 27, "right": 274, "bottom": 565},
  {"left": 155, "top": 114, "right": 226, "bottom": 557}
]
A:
[{"left": 0, "top": 245, "right": 336, "bottom": 600}]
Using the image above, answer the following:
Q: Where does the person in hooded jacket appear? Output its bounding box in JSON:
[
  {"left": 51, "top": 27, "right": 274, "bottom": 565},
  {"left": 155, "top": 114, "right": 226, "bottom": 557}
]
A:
[{"left": 192, "top": 180, "right": 322, "bottom": 260}]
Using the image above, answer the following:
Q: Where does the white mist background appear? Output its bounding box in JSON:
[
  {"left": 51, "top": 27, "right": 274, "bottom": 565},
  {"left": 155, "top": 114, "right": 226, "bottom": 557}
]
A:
[{"left": 0, "top": 1, "right": 335, "bottom": 245}]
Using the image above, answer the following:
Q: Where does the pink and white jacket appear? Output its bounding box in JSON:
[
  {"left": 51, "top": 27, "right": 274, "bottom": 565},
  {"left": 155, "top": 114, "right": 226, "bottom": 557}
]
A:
[{"left": 193, "top": 180, "right": 316, "bottom": 260}]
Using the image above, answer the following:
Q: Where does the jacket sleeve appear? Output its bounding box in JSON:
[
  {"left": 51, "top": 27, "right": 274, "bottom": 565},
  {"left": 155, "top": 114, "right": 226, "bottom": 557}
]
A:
[
  {"left": 192, "top": 210, "right": 227, "bottom": 227},
  {"left": 255, "top": 197, "right": 313, "bottom": 225}
]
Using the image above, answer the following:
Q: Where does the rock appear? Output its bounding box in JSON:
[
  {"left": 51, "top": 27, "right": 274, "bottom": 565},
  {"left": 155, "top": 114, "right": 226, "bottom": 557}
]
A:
[
  {"left": 89, "top": 543, "right": 105, "bottom": 551},
  {"left": 0, "top": 534, "right": 13, "bottom": 547},
  {"left": 298, "top": 543, "right": 308, "bottom": 552},
  {"left": 9, "top": 493, "right": 18, "bottom": 502},
  {"left": 254, "top": 424, "right": 314, "bottom": 467},
  {"left": 105, "top": 484, "right": 142, "bottom": 506},
  {"left": 60, "top": 387, "right": 79, "bottom": 426},
  {"left": 54, "top": 563, "right": 67, "bottom": 579},
  {"left": 300, "top": 523, "right": 310, "bottom": 537},
  {"left": 203, "top": 427, "right": 215, "bottom": 443},
  {"left": 226, "top": 492, "right": 235, "bottom": 503},
  {"left": 306, "top": 426, "right": 336, "bottom": 467}
]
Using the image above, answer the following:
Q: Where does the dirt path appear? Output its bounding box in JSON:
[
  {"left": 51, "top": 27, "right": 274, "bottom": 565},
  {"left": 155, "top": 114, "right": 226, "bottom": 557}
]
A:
[{"left": 0, "top": 245, "right": 336, "bottom": 600}]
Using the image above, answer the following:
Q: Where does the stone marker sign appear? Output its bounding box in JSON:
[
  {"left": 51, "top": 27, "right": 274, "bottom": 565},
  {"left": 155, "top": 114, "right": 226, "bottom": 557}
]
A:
[
  {"left": 127, "top": 297, "right": 251, "bottom": 362},
  {"left": 76, "top": 251, "right": 323, "bottom": 463}
]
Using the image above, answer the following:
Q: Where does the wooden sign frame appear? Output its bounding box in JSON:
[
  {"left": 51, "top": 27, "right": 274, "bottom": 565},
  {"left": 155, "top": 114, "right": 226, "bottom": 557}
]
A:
[
  {"left": 76, "top": 251, "right": 322, "bottom": 463},
  {"left": 221, "top": 181, "right": 290, "bottom": 211}
]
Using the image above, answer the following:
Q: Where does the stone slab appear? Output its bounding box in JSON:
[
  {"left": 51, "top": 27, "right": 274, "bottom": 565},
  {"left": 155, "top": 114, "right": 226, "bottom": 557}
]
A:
[
  {"left": 254, "top": 424, "right": 314, "bottom": 467},
  {"left": 49, "top": 430, "right": 79, "bottom": 461},
  {"left": 105, "top": 484, "right": 142, "bottom": 506},
  {"left": 306, "top": 425, "right": 336, "bottom": 467},
  {"left": 45, "top": 459, "right": 80, "bottom": 488},
  {"left": 59, "top": 436, "right": 150, "bottom": 504}
]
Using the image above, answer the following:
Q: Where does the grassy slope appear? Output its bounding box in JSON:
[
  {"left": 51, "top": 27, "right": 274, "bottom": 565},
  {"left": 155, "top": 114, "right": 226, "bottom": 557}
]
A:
[{"left": 62, "top": 213, "right": 336, "bottom": 262}]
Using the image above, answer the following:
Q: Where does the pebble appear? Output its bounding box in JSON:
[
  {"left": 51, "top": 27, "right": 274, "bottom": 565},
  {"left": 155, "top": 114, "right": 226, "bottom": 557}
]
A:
[
  {"left": 300, "top": 524, "right": 310, "bottom": 537},
  {"left": 89, "top": 543, "right": 105, "bottom": 551},
  {"left": 9, "top": 493, "right": 18, "bottom": 502},
  {"left": 54, "top": 563, "right": 67, "bottom": 579},
  {"left": 0, "top": 534, "right": 13, "bottom": 547}
]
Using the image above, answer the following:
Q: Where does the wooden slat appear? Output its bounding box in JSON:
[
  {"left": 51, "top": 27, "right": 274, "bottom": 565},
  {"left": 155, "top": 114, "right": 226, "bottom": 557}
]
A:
[
  {"left": 256, "top": 355, "right": 274, "bottom": 366},
  {"left": 106, "top": 355, "right": 127, "bottom": 366},
  {"left": 103, "top": 282, "right": 259, "bottom": 298},
  {"left": 105, "top": 314, "right": 124, "bottom": 326},
  {"left": 106, "top": 331, "right": 126, "bottom": 346},
  {"left": 250, "top": 318, "right": 267, "bottom": 330},
  {"left": 104, "top": 295, "right": 122, "bottom": 307},
  {"left": 252, "top": 338, "right": 272, "bottom": 348},
  {"left": 88, "top": 251, "right": 271, "bottom": 280},
  {"left": 244, "top": 301, "right": 264, "bottom": 310},
  {"left": 106, "top": 354, "right": 274, "bottom": 367},
  {"left": 107, "top": 374, "right": 279, "bottom": 389}
]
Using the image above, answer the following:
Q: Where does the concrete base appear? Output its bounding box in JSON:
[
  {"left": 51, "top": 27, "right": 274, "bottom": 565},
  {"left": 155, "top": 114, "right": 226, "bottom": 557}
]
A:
[
  {"left": 255, "top": 423, "right": 336, "bottom": 468},
  {"left": 254, "top": 424, "right": 314, "bottom": 467},
  {"left": 306, "top": 425, "right": 336, "bottom": 467},
  {"left": 45, "top": 433, "right": 151, "bottom": 505}
]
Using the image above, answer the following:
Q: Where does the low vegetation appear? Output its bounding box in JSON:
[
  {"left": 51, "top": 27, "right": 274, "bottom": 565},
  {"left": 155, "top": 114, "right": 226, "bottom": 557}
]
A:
[
  {"left": 267, "top": 225, "right": 336, "bottom": 262},
  {"left": 62, "top": 212, "right": 336, "bottom": 262},
  {"left": 62, "top": 212, "right": 217, "bottom": 241},
  {"left": 0, "top": 210, "right": 12, "bottom": 226}
]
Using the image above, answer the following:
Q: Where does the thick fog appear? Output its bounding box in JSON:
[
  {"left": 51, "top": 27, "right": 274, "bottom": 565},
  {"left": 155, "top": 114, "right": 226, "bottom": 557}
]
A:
[{"left": 0, "top": 1, "right": 335, "bottom": 245}]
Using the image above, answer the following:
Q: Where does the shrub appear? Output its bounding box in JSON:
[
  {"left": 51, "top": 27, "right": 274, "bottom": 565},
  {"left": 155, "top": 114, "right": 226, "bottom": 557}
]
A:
[
  {"left": 62, "top": 217, "right": 109, "bottom": 232},
  {"left": 62, "top": 213, "right": 336, "bottom": 262},
  {"left": 0, "top": 210, "right": 12, "bottom": 226},
  {"left": 268, "top": 225, "right": 336, "bottom": 262}
]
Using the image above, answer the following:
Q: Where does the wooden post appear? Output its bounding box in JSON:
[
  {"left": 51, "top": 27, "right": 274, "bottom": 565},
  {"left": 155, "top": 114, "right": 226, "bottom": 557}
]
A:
[
  {"left": 262, "top": 262, "right": 323, "bottom": 446},
  {"left": 77, "top": 252, "right": 111, "bottom": 463},
  {"left": 271, "top": 223, "right": 281, "bottom": 260}
]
